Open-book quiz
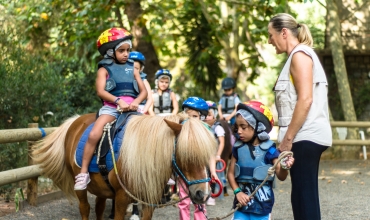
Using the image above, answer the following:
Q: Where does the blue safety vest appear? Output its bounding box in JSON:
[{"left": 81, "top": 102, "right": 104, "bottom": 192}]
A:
[
  {"left": 234, "top": 140, "right": 275, "bottom": 184},
  {"left": 98, "top": 58, "right": 139, "bottom": 98}
]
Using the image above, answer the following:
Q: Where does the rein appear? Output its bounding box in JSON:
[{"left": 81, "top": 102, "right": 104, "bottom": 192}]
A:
[{"left": 208, "top": 150, "right": 294, "bottom": 220}]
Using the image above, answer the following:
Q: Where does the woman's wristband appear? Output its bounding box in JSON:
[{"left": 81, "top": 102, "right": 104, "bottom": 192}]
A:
[{"left": 233, "top": 188, "right": 242, "bottom": 195}]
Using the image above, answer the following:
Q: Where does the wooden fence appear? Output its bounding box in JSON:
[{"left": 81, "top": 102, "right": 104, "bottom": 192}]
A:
[{"left": 0, "top": 121, "right": 369, "bottom": 206}]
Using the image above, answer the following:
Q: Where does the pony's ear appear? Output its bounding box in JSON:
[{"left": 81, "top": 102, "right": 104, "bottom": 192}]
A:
[{"left": 164, "top": 119, "right": 182, "bottom": 136}]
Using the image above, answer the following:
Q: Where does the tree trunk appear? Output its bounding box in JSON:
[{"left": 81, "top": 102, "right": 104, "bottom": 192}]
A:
[
  {"left": 326, "top": 0, "right": 359, "bottom": 159},
  {"left": 123, "top": 0, "right": 161, "bottom": 82}
]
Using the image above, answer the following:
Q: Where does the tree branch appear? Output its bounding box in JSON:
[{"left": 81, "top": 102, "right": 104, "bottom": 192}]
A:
[
  {"left": 243, "top": 18, "right": 265, "bottom": 63},
  {"left": 198, "top": 0, "right": 230, "bottom": 50}
]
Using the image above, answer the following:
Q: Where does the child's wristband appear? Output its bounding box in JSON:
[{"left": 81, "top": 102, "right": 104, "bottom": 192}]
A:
[
  {"left": 233, "top": 188, "right": 242, "bottom": 195},
  {"left": 114, "top": 97, "right": 121, "bottom": 104}
]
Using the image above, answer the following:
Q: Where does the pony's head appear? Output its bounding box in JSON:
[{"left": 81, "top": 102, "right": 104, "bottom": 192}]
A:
[{"left": 165, "top": 115, "right": 217, "bottom": 204}]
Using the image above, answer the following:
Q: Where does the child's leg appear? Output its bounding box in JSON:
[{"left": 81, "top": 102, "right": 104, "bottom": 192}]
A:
[
  {"left": 75, "top": 114, "right": 116, "bottom": 190},
  {"left": 178, "top": 179, "right": 190, "bottom": 220}
]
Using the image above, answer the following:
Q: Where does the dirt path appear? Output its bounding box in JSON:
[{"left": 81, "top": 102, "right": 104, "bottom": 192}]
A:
[{"left": 1, "top": 160, "right": 370, "bottom": 220}]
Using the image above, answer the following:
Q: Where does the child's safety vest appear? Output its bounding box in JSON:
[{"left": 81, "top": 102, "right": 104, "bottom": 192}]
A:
[
  {"left": 220, "top": 93, "right": 239, "bottom": 114},
  {"left": 152, "top": 89, "right": 172, "bottom": 114},
  {"left": 234, "top": 140, "right": 276, "bottom": 184},
  {"left": 98, "top": 58, "right": 139, "bottom": 98}
]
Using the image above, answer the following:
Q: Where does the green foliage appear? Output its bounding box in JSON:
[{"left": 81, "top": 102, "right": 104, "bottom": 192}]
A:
[{"left": 177, "top": 1, "right": 223, "bottom": 99}]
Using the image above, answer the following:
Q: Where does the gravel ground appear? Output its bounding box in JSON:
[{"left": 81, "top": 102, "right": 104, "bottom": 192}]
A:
[{"left": 1, "top": 160, "right": 370, "bottom": 220}]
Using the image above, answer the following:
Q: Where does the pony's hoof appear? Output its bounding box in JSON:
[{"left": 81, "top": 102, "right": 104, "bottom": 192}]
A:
[{"left": 129, "top": 214, "right": 140, "bottom": 220}]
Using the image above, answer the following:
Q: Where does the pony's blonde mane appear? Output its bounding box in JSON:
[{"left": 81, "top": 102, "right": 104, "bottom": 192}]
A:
[
  {"left": 119, "top": 113, "right": 216, "bottom": 204},
  {"left": 176, "top": 118, "right": 217, "bottom": 169},
  {"left": 31, "top": 115, "right": 80, "bottom": 200}
]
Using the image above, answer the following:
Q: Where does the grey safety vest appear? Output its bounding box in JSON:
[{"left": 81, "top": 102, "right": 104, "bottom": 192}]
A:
[
  {"left": 152, "top": 89, "right": 172, "bottom": 114},
  {"left": 234, "top": 140, "right": 275, "bottom": 184},
  {"left": 220, "top": 93, "right": 238, "bottom": 114},
  {"left": 98, "top": 58, "right": 139, "bottom": 98}
]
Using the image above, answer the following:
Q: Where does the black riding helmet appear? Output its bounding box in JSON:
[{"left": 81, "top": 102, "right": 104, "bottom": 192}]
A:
[{"left": 221, "top": 77, "right": 236, "bottom": 90}]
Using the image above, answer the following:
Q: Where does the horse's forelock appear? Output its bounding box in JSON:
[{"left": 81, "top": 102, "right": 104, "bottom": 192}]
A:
[
  {"left": 176, "top": 118, "right": 217, "bottom": 168},
  {"left": 118, "top": 115, "right": 179, "bottom": 204}
]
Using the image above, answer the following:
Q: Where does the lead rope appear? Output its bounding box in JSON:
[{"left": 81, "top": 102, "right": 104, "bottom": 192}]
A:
[
  {"left": 208, "top": 151, "right": 293, "bottom": 220},
  {"left": 105, "top": 125, "right": 189, "bottom": 208},
  {"left": 96, "top": 119, "right": 117, "bottom": 164}
]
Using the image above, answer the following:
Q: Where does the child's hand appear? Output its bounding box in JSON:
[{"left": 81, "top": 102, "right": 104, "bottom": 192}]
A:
[
  {"left": 224, "top": 116, "right": 230, "bottom": 121},
  {"left": 281, "top": 155, "right": 295, "bottom": 170},
  {"left": 118, "top": 100, "right": 129, "bottom": 112},
  {"left": 211, "top": 172, "right": 218, "bottom": 181},
  {"left": 236, "top": 192, "right": 251, "bottom": 206},
  {"left": 129, "top": 101, "right": 139, "bottom": 111}
]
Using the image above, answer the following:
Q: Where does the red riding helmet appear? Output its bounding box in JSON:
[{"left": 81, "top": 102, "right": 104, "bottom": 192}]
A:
[
  {"left": 237, "top": 100, "right": 274, "bottom": 133},
  {"left": 97, "top": 27, "right": 133, "bottom": 56}
]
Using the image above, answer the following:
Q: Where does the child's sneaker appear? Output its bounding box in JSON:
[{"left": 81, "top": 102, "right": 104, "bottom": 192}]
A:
[
  {"left": 74, "top": 173, "right": 91, "bottom": 190},
  {"left": 206, "top": 197, "right": 216, "bottom": 206}
]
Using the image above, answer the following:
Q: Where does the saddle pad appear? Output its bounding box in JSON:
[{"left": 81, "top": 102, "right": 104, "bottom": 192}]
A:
[{"left": 75, "top": 118, "right": 129, "bottom": 173}]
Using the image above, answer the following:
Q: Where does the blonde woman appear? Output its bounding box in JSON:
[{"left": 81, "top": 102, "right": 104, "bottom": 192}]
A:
[{"left": 268, "top": 13, "right": 332, "bottom": 220}]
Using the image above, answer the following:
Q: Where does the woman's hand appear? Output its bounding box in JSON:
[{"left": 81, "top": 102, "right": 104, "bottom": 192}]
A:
[
  {"left": 278, "top": 138, "right": 293, "bottom": 152},
  {"left": 236, "top": 192, "right": 251, "bottom": 206}
]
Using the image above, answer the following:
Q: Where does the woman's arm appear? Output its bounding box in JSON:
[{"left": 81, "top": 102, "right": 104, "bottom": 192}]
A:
[
  {"left": 170, "top": 91, "right": 179, "bottom": 115},
  {"left": 278, "top": 51, "right": 313, "bottom": 152}
]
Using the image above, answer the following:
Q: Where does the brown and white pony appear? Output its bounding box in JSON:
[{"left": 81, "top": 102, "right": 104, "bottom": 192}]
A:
[{"left": 32, "top": 113, "right": 217, "bottom": 220}]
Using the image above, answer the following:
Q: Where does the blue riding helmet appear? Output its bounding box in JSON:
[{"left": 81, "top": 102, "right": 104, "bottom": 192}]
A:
[
  {"left": 206, "top": 100, "right": 217, "bottom": 110},
  {"left": 155, "top": 69, "right": 172, "bottom": 81},
  {"left": 182, "top": 97, "right": 209, "bottom": 118},
  {"left": 129, "top": 51, "right": 145, "bottom": 66}
]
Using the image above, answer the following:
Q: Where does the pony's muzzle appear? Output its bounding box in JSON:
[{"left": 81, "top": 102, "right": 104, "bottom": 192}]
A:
[{"left": 189, "top": 184, "right": 210, "bottom": 204}]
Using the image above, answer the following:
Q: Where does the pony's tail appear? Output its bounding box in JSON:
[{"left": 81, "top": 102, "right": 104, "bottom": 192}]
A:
[{"left": 32, "top": 115, "right": 80, "bottom": 200}]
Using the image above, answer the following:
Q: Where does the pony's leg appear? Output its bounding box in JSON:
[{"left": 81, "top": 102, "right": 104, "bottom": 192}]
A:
[
  {"left": 114, "top": 190, "right": 130, "bottom": 220},
  {"left": 76, "top": 191, "right": 90, "bottom": 220},
  {"left": 141, "top": 205, "right": 155, "bottom": 220},
  {"left": 95, "top": 196, "right": 106, "bottom": 220}
]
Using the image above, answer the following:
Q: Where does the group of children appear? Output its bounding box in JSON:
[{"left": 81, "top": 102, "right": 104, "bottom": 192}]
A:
[{"left": 76, "top": 27, "right": 294, "bottom": 220}]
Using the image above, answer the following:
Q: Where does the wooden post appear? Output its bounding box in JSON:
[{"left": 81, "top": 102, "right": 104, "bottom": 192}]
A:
[{"left": 27, "top": 123, "right": 38, "bottom": 206}]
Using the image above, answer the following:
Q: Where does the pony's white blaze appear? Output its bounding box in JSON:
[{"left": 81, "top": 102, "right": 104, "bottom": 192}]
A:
[
  {"left": 204, "top": 169, "right": 209, "bottom": 194},
  {"left": 204, "top": 168, "right": 210, "bottom": 202}
]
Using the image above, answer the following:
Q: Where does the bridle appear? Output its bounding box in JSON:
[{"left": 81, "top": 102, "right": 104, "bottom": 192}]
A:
[{"left": 171, "top": 139, "right": 211, "bottom": 186}]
